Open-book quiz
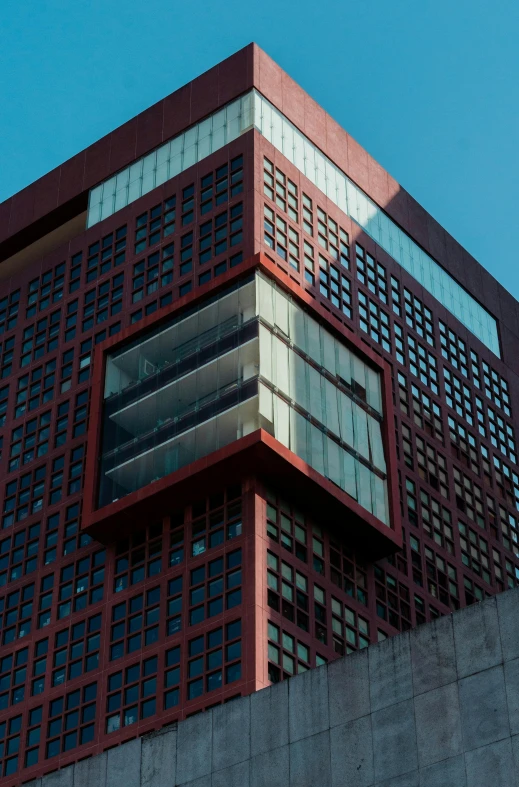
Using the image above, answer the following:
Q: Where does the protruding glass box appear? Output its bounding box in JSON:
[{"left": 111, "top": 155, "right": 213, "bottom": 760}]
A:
[{"left": 99, "top": 272, "right": 390, "bottom": 525}]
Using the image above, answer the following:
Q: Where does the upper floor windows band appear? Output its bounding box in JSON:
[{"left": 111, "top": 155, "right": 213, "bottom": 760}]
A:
[{"left": 87, "top": 90, "right": 500, "bottom": 358}]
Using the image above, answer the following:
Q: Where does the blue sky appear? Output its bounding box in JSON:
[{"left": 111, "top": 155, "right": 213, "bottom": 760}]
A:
[{"left": 1, "top": 0, "right": 518, "bottom": 297}]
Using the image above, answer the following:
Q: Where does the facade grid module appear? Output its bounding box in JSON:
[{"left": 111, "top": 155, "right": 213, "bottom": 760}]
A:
[{"left": 0, "top": 44, "right": 518, "bottom": 785}]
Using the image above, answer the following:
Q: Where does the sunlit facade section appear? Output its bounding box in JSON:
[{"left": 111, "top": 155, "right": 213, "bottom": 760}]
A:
[
  {"left": 250, "top": 91, "right": 500, "bottom": 357},
  {"left": 87, "top": 89, "right": 498, "bottom": 356}
]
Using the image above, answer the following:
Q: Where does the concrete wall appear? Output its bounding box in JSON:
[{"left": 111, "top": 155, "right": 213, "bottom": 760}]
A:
[{"left": 25, "top": 587, "right": 519, "bottom": 787}]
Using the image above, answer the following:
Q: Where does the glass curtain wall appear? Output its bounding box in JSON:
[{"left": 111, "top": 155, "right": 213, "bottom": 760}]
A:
[
  {"left": 99, "top": 276, "right": 259, "bottom": 506},
  {"left": 99, "top": 273, "right": 390, "bottom": 525},
  {"left": 255, "top": 275, "right": 388, "bottom": 525}
]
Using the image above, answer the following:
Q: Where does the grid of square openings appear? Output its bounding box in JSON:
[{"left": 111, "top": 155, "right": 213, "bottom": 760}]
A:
[
  {"left": 267, "top": 621, "right": 311, "bottom": 682},
  {"left": 0, "top": 645, "right": 28, "bottom": 710},
  {"left": 8, "top": 409, "right": 51, "bottom": 472},
  {"left": 390, "top": 276, "right": 402, "bottom": 317},
  {"left": 51, "top": 612, "right": 102, "bottom": 688},
  {"left": 26, "top": 263, "right": 65, "bottom": 318},
  {"left": 14, "top": 360, "right": 56, "bottom": 419},
  {"left": 407, "top": 335, "right": 439, "bottom": 394},
  {"left": 3, "top": 465, "right": 46, "bottom": 527},
  {"left": 31, "top": 637, "right": 49, "bottom": 696},
  {"left": 135, "top": 196, "right": 176, "bottom": 255},
  {"left": 487, "top": 499, "right": 519, "bottom": 568},
  {"left": 64, "top": 299, "right": 80, "bottom": 342},
  {"left": 132, "top": 247, "right": 174, "bottom": 304},
  {"left": 163, "top": 644, "right": 181, "bottom": 710},
  {"left": 266, "top": 550, "right": 331, "bottom": 644},
  {"left": 263, "top": 204, "right": 300, "bottom": 270},
  {"left": 114, "top": 521, "right": 163, "bottom": 592},
  {"left": 0, "top": 522, "right": 40, "bottom": 586},
  {"left": 85, "top": 226, "right": 127, "bottom": 281},
  {"left": 444, "top": 368, "right": 474, "bottom": 426},
  {"left": 37, "top": 574, "right": 53, "bottom": 629},
  {"left": 265, "top": 496, "right": 328, "bottom": 577},
  {"left": 463, "top": 575, "right": 489, "bottom": 605},
  {"left": 0, "top": 712, "right": 23, "bottom": 776},
  {"left": 398, "top": 373, "right": 442, "bottom": 444},
  {"left": 317, "top": 207, "right": 348, "bottom": 266},
  {"left": 155, "top": 490, "right": 242, "bottom": 577},
  {"left": 180, "top": 185, "right": 195, "bottom": 226},
  {"left": 48, "top": 446, "right": 84, "bottom": 504},
  {"left": 302, "top": 192, "right": 314, "bottom": 236},
  {"left": 263, "top": 158, "right": 298, "bottom": 221},
  {"left": 440, "top": 322, "right": 513, "bottom": 420},
  {"left": 44, "top": 503, "right": 92, "bottom": 564},
  {"left": 403, "top": 288, "right": 434, "bottom": 345},
  {"left": 0, "top": 290, "right": 20, "bottom": 334},
  {"left": 178, "top": 229, "right": 194, "bottom": 278},
  {"left": 106, "top": 653, "right": 159, "bottom": 733},
  {"left": 110, "top": 586, "right": 160, "bottom": 661},
  {"left": 1, "top": 581, "right": 34, "bottom": 644},
  {"left": 439, "top": 320, "right": 468, "bottom": 375},
  {"left": 82, "top": 272, "right": 124, "bottom": 332},
  {"left": 448, "top": 415, "right": 487, "bottom": 477},
  {"left": 166, "top": 576, "right": 182, "bottom": 637},
  {"left": 187, "top": 618, "right": 242, "bottom": 700},
  {"left": 263, "top": 158, "right": 351, "bottom": 286},
  {"left": 487, "top": 406, "right": 517, "bottom": 463},
  {"left": 188, "top": 549, "right": 242, "bottom": 627},
  {"left": 318, "top": 255, "right": 352, "bottom": 319},
  {"left": 423, "top": 544, "right": 459, "bottom": 609},
  {"left": 190, "top": 488, "right": 242, "bottom": 559},
  {"left": 458, "top": 520, "right": 493, "bottom": 586},
  {"left": 356, "top": 244, "right": 388, "bottom": 304},
  {"left": 358, "top": 291, "right": 392, "bottom": 352},
  {"left": 0, "top": 385, "right": 8, "bottom": 427},
  {"left": 0, "top": 336, "right": 14, "bottom": 378},
  {"left": 68, "top": 253, "right": 83, "bottom": 294},
  {"left": 199, "top": 202, "right": 243, "bottom": 268},
  {"left": 266, "top": 499, "right": 307, "bottom": 558},
  {"left": 200, "top": 155, "right": 244, "bottom": 215},
  {"left": 21, "top": 310, "right": 61, "bottom": 368},
  {"left": 405, "top": 480, "right": 455, "bottom": 554},
  {"left": 57, "top": 549, "right": 105, "bottom": 620},
  {"left": 477, "top": 355, "right": 512, "bottom": 416},
  {"left": 24, "top": 704, "right": 42, "bottom": 768},
  {"left": 66, "top": 446, "right": 86, "bottom": 489},
  {"left": 45, "top": 682, "right": 97, "bottom": 760},
  {"left": 393, "top": 322, "right": 406, "bottom": 366},
  {"left": 330, "top": 598, "right": 370, "bottom": 656},
  {"left": 374, "top": 565, "right": 412, "bottom": 631},
  {"left": 329, "top": 541, "right": 369, "bottom": 608},
  {"left": 272, "top": 578, "right": 330, "bottom": 658},
  {"left": 415, "top": 435, "right": 449, "bottom": 498}
]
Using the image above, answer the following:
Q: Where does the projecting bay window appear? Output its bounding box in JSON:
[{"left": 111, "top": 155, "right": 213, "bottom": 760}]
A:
[
  {"left": 98, "top": 273, "right": 391, "bottom": 526},
  {"left": 255, "top": 275, "right": 388, "bottom": 525}
]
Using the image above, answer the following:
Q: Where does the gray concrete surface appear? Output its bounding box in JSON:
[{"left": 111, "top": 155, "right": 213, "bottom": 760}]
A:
[{"left": 25, "top": 588, "right": 519, "bottom": 786}]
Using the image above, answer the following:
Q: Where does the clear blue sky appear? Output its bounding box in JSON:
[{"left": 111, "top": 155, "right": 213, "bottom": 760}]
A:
[{"left": 1, "top": 0, "right": 518, "bottom": 297}]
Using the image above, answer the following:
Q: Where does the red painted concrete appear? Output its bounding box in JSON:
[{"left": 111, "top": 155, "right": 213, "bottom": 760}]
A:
[{"left": 0, "top": 46, "right": 517, "bottom": 787}]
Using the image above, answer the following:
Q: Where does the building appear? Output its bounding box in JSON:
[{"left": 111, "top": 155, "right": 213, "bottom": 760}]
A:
[{"left": 0, "top": 43, "right": 518, "bottom": 785}]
